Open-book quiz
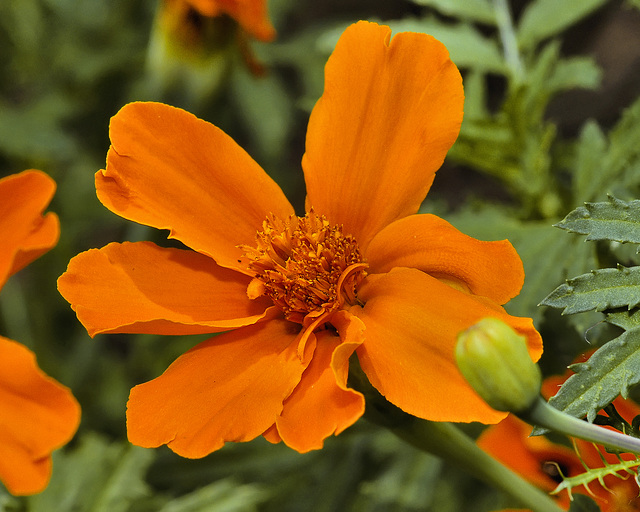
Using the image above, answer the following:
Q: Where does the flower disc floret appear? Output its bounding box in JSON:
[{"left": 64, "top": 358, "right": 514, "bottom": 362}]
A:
[{"left": 242, "top": 210, "right": 367, "bottom": 324}]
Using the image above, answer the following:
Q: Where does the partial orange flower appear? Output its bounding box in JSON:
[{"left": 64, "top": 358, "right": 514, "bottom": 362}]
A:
[
  {"left": 149, "top": 0, "right": 275, "bottom": 96},
  {"left": 0, "top": 170, "right": 80, "bottom": 495},
  {"left": 58, "top": 21, "right": 542, "bottom": 458},
  {"left": 479, "top": 371, "right": 640, "bottom": 511},
  {"left": 185, "top": 0, "right": 275, "bottom": 42}
]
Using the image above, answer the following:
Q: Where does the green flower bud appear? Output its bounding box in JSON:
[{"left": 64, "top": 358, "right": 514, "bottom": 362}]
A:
[{"left": 455, "top": 317, "right": 541, "bottom": 413}]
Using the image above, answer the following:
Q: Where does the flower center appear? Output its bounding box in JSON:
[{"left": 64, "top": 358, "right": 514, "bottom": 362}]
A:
[{"left": 242, "top": 210, "right": 367, "bottom": 324}]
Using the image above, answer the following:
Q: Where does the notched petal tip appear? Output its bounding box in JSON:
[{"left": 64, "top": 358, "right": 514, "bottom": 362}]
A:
[{"left": 303, "top": 21, "right": 464, "bottom": 249}]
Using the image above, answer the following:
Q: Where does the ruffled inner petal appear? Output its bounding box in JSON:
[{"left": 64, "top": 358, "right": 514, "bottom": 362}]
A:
[
  {"left": 0, "top": 336, "right": 80, "bottom": 495},
  {"left": 351, "top": 268, "right": 542, "bottom": 424},
  {"left": 303, "top": 21, "right": 463, "bottom": 249},
  {"left": 126, "top": 318, "right": 312, "bottom": 458},
  {"left": 274, "top": 316, "right": 364, "bottom": 452},
  {"left": 98, "top": 102, "right": 294, "bottom": 272},
  {"left": 366, "top": 214, "right": 524, "bottom": 304},
  {"left": 57, "top": 241, "right": 273, "bottom": 337}
]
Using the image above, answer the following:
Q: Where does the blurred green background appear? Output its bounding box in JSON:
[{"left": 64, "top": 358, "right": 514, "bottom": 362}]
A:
[{"left": 1, "top": 0, "right": 639, "bottom": 510}]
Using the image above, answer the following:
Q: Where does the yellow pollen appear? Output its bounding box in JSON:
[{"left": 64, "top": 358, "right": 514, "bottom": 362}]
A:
[{"left": 241, "top": 210, "right": 367, "bottom": 324}]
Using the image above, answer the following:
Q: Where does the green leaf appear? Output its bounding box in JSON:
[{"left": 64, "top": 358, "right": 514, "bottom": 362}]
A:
[
  {"left": 157, "top": 479, "right": 267, "bottom": 512},
  {"left": 547, "top": 56, "right": 601, "bottom": 94},
  {"left": 567, "top": 493, "right": 602, "bottom": 511},
  {"left": 517, "top": 0, "right": 609, "bottom": 49},
  {"left": 610, "top": 97, "right": 640, "bottom": 193},
  {"left": 28, "top": 433, "right": 154, "bottom": 512},
  {"left": 544, "top": 326, "right": 640, "bottom": 423},
  {"left": 606, "top": 308, "right": 640, "bottom": 331},
  {"left": 556, "top": 196, "right": 640, "bottom": 244},
  {"left": 541, "top": 265, "right": 640, "bottom": 315},
  {"left": 573, "top": 121, "right": 609, "bottom": 203},
  {"left": 408, "top": 0, "right": 496, "bottom": 25},
  {"left": 230, "top": 66, "right": 294, "bottom": 177}
]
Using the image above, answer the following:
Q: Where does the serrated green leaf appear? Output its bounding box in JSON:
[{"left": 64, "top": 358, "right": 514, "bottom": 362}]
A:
[
  {"left": 544, "top": 326, "right": 640, "bottom": 424},
  {"left": 541, "top": 265, "right": 640, "bottom": 314},
  {"left": 556, "top": 196, "right": 640, "bottom": 244},
  {"left": 518, "top": 0, "right": 609, "bottom": 49},
  {"left": 408, "top": 0, "right": 496, "bottom": 25},
  {"left": 606, "top": 308, "right": 640, "bottom": 331}
]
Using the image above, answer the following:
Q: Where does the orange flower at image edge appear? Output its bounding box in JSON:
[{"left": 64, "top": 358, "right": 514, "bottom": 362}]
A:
[
  {"left": 58, "top": 21, "right": 542, "bottom": 458},
  {"left": 479, "top": 372, "right": 640, "bottom": 511},
  {"left": 0, "top": 170, "right": 80, "bottom": 495}
]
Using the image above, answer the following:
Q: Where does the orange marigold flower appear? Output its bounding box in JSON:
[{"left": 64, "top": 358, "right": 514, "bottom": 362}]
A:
[
  {"left": 58, "top": 21, "right": 542, "bottom": 458},
  {"left": 0, "top": 170, "right": 80, "bottom": 495}
]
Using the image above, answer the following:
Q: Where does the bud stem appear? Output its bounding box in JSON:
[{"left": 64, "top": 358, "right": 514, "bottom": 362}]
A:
[
  {"left": 389, "top": 418, "right": 565, "bottom": 512},
  {"left": 520, "top": 396, "right": 640, "bottom": 455}
]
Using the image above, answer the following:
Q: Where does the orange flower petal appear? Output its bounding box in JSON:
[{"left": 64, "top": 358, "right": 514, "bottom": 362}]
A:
[
  {"left": 0, "top": 336, "right": 80, "bottom": 495},
  {"left": 274, "top": 324, "right": 364, "bottom": 452},
  {"left": 365, "top": 214, "right": 524, "bottom": 304},
  {"left": 302, "top": 21, "right": 463, "bottom": 249},
  {"left": 97, "top": 102, "right": 294, "bottom": 272},
  {"left": 126, "top": 319, "right": 311, "bottom": 458},
  {"left": 187, "top": 0, "right": 276, "bottom": 41},
  {"left": 0, "top": 170, "right": 59, "bottom": 289},
  {"left": 57, "top": 241, "right": 272, "bottom": 337},
  {"left": 261, "top": 423, "right": 281, "bottom": 444},
  {"left": 351, "top": 268, "right": 542, "bottom": 423}
]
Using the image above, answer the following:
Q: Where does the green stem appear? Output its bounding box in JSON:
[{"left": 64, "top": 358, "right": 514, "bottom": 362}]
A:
[
  {"left": 389, "top": 418, "right": 564, "bottom": 512},
  {"left": 520, "top": 397, "right": 640, "bottom": 455}
]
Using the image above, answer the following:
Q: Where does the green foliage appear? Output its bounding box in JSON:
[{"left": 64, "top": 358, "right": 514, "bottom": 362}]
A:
[
  {"left": 156, "top": 480, "right": 267, "bottom": 512},
  {"left": 541, "top": 266, "right": 640, "bottom": 315},
  {"left": 552, "top": 452, "right": 640, "bottom": 501},
  {"left": 409, "top": 0, "right": 496, "bottom": 25},
  {"left": 517, "top": 0, "right": 609, "bottom": 49},
  {"left": 539, "top": 197, "right": 640, "bottom": 430},
  {"left": 541, "top": 326, "right": 640, "bottom": 422},
  {"left": 556, "top": 196, "right": 640, "bottom": 243},
  {"left": 27, "top": 434, "right": 154, "bottom": 512}
]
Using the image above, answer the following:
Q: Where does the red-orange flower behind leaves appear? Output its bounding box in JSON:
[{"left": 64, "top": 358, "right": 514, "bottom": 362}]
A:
[
  {"left": 0, "top": 170, "right": 80, "bottom": 495},
  {"left": 59, "top": 21, "right": 542, "bottom": 458},
  {"left": 479, "top": 368, "right": 640, "bottom": 511}
]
